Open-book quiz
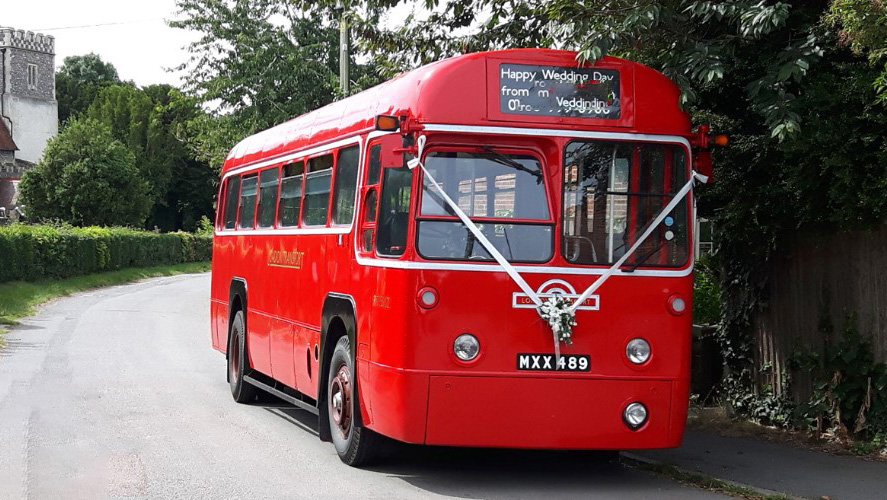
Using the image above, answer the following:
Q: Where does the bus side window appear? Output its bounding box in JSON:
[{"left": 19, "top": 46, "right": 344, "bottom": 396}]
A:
[
  {"left": 303, "top": 154, "right": 333, "bottom": 226},
  {"left": 367, "top": 144, "right": 382, "bottom": 186},
  {"left": 278, "top": 161, "right": 304, "bottom": 227},
  {"left": 359, "top": 144, "right": 383, "bottom": 254},
  {"left": 376, "top": 166, "right": 413, "bottom": 257},
  {"left": 257, "top": 167, "right": 280, "bottom": 228},
  {"left": 361, "top": 189, "right": 378, "bottom": 252},
  {"left": 238, "top": 174, "right": 258, "bottom": 229},
  {"left": 331, "top": 146, "right": 360, "bottom": 225},
  {"left": 223, "top": 175, "right": 241, "bottom": 230},
  {"left": 214, "top": 182, "right": 224, "bottom": 229}
]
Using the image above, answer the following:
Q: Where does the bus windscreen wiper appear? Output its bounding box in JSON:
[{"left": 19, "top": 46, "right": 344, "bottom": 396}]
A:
[
  {"left": 624, "top": 240, "right": 665, "bottom": 272},
  {"left": 480, "top": 146, "right": 543, "bottom": 183}
]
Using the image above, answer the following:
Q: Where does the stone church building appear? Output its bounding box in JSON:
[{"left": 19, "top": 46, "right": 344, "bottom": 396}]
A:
[{"left": 0, "top": 27, "right": 59, "bottom": 220}]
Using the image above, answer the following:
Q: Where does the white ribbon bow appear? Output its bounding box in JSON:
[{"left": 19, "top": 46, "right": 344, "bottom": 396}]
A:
[{"left": 408, "top": 134, "right": 704, "bottom": 365}]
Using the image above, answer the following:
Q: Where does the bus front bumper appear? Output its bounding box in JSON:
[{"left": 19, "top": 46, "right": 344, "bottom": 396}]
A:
[{"left": 363, "top": 363, "right": 688, "bottom": 449}]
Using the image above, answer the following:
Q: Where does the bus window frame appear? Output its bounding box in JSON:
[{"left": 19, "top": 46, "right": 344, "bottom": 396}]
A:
[
  {"left": 366, "top": 142, "right": 383, "bottom": 186},
  {"left": 256, "top": 166, "right": 281, "bottom": 229},
  {"left": 416, "top": 144, "right": 555, "bottom": 225},
  {"left": 237, "top": 173, "right": 259, "bottom": 230},
  {"left": 220, "top": 175, "right": 242, "bottom": 231},
  {"left": 359, "top": 188, "right": 379, "bottom": 253},
  {"left": 216, "top": 178, "right": 228, "bottom": 230},
  {"left": 375, "top": 163, "right": 417, "bottom": 259},
  {"left": 413, "top": 145, "right": 555, "bottom": 264},
  {"left": 359, "top": 135, "right": 398, "bottom": 256},
  {"left": 331, "top": 145, "right": 361, "bottom": 227},
  {"left": 214, "top": 135, "right": 365, "bottom": 234},
  {"left": 302, "top": 152, "right": 335, "bottom": 228},
  {"left": 560, "top": 139, "right": 693, "bottom": 269},
  {"left": 277, "top": 159, "right": 305, "bottom": 229}
]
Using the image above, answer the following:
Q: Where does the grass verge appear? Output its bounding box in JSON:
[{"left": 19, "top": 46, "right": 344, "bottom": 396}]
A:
[
  {"left": 0, "top": 261, "right": 210, "bottom": 345},
  {"left": 622, "top": 456, "right": 802, "bottom": 500}
]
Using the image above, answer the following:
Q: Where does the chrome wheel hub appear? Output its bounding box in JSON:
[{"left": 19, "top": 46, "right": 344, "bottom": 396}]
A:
[{"left": 329, "top": 365, "right": 352, "bottom": 438}]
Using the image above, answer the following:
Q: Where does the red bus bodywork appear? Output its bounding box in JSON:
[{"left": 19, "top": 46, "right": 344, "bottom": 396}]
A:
[{"left": 211, "top": 49, "right": 698, "bottom": 450}]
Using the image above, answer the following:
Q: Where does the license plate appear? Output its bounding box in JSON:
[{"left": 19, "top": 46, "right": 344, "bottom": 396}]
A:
[{"left": 517, "top": 354, "right": 590, "bottom": 372}]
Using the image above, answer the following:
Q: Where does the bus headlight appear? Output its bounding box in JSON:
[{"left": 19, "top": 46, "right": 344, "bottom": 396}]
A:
[
  {"left": 623, "top": 402, "right": 648, "bottom": 430},
  {"left": 453, "top": 334, "right": 480, "bottom": 361},
  {"left": 626, "top": 338, "right": 651, "bottom": 364}
]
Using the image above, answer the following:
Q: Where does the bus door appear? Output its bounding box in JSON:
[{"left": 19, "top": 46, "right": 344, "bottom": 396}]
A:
[
  {"left": 356, "top": 134, "right": 413, "bottom": 383},
  {"left": 358, "top": 135, "right": 410, "bottom": 260}
]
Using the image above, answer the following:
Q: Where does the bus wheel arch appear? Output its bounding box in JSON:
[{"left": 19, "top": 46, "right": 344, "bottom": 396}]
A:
[
  {"left": 319, "top": 294, "right": 358, "bottom": 443},
  {"left": 227, "top": 278, "right": 256, "bottom": 402},
  {"left": 227, "top": 278, "right": 249, "bottom": 360},
  {"left": 320, "top": 294, "right": 380, "bottom": 465}
]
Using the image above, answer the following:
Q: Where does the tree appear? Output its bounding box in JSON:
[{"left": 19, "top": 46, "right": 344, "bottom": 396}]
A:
[
  {"left": 171, "top": 1, "right": 339, "bottom": 128},
  {"left": 143, "top": 86, "right": 219, "bottom": 231},
  {"left": 55, "top": 53, "right": 123, "bottom": 124},
  {"left": 87, "top": 85, "right": 168, "bottom": 205},
  {"left": 85, "top": 85, "right": 217, "bottom": 231},
  {"left": 57, "top": 52, "right": 120, "bottom": 82},
  {"left": 169, "top": 0, "right": 382, "bottom": 164},
  {"left": 18, "top": 119, "right": 151, "bottom": 227},
  {"left": 296, "top": 0, "right": 828, "bottom": 140},
  {"left": 827, "top": 0, "right": 887, "bottom": 100}
]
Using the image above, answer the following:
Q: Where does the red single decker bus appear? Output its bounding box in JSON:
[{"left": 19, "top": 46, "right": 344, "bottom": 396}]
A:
[{"left": 210, "top": 49, "right": 721, "bottom": 466}]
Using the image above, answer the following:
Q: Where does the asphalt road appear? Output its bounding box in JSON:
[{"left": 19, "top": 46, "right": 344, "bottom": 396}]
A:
[{"left": 0, "top": 273, "right": 732, "bottom": 500}]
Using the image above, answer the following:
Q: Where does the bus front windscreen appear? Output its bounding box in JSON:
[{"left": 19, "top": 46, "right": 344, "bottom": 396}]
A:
[
  {"left": 563, "top": 140, "right": 690, "bottom": 268},
  {"left": 417, "top": 150, "right": 553, "bottom": 262}
]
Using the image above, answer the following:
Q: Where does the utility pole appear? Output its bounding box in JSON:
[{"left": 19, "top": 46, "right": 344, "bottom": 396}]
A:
[{"left": 339, "top": 2, "right": 350, "bottom": 95}]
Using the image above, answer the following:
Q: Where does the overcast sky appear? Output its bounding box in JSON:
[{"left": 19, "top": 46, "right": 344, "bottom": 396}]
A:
[
  {"left": 4, "top": 1, "right": 418, "bottom": 89},
  {"left": 5, "top": 0, "right": 201, "bottom": 87}
]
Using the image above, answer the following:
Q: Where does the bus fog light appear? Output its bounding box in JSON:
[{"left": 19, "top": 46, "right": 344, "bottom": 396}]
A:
[
  {"left": 453, "top": 334, "right": 479, "bottom": 361},
  {"left": 623, "top": 402, "right": 648, "bottom": 430},
  {"left": 626, "top": 338, "right": 651, "bottom": 364},
  {"left": 668, "top": 294, "right": 686, "bottom": 315},
  {"left": 417, "top": 286, "right": 439, "bottom": 309}
]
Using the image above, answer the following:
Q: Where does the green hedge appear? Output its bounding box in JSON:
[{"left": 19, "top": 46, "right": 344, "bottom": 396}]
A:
[{"left": 0, "top": 225, "right": 212, "bottom": 283}]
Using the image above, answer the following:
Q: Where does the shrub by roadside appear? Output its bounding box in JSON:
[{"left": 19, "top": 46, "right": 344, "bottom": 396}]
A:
[
  {"left": 693, "top": 254, "right": 721, "bottom": 326},
  {"left": 0, "top": 224, "right": 212, "bottom": 283}
]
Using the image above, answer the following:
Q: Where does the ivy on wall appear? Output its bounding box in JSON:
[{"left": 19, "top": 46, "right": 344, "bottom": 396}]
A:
[
  {"left": 697, "top": 38, "right": 887, "bottom": 435},
  {"left": 791, "top": 313, "right": 887, "bottom": 444}
]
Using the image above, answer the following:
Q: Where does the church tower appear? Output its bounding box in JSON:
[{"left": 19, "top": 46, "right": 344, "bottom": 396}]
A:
[{"left": 0, "top": 27, "right": 59, "bottom": 217}]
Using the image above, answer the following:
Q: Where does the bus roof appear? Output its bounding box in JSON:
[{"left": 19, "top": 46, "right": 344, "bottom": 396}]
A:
[{"left": 223, "top": 48, "right": 690, "bottom": 173}]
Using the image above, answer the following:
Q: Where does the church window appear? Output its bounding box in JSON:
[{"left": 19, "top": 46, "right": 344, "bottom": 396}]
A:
[{"left": 27, "top": 64, "right": 38, "bottom": 89}]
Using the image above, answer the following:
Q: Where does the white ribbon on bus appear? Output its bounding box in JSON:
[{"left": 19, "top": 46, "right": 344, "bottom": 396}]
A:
[{"left": 407, "top": 135, "right": 707, "bottom": 363}]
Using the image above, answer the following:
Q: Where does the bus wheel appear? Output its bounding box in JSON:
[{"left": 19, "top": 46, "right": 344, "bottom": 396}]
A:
[
  {"left": 328, "top": 335, "right": 379, "bottom": 466},
  {"left": 228, "top": 310, "right": 257, "bottom": 403}
]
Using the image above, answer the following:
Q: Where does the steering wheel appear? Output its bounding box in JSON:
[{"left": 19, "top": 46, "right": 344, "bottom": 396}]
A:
[{"left": 564, "top": 235, "right": 596, "bottom": 262}]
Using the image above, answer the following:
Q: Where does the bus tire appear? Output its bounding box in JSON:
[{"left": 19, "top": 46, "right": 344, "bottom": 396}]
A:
[
  {"left": 228, "top": 309, "right": 257, "bottom": 403},
  {"left": 327, "top": 335, "right": 379, "bottom": 466}
]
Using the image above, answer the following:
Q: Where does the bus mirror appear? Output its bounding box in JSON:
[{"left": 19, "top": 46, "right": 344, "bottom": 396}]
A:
[
  {"left": 374, "top": 115, "right": 400, "bottom": 132},
  {"left": 694, "top": 151, "right": 714, "bottom": 183}
]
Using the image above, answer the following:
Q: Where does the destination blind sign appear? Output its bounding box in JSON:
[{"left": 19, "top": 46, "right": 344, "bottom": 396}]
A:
[{"left": 498, "top": 63, "right": 620, "bottom": 119}]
